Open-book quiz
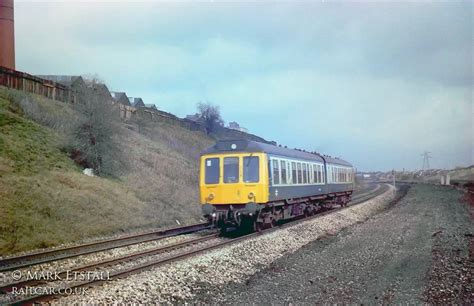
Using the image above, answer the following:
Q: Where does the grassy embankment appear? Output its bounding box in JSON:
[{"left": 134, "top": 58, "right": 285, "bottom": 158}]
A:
[{"left": 0, "top": 87, "right": 213, "bottom": 255}]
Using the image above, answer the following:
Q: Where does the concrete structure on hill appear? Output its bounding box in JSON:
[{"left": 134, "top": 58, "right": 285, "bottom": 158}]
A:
[{"left": 0, "top": 0, "right": 15, "bottom": 69}]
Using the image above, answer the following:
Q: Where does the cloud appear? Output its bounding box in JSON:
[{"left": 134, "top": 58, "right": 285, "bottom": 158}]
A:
[{"left": 14, "top": 1, "right": 473, "bottom": 171}]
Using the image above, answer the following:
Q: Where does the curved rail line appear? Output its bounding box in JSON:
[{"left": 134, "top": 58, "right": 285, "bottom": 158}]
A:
[
  {"left": 0, "top": 222, "right": 212, "bottom": 272},
  {"left": 0, "top": 183, "right": 379, "bottom": 273},
  {"left": 0, "top": 233, "right": 220, "bottom": 294},
  {"left": 4, "top": 183, "right": 399, "bottom": 305}
]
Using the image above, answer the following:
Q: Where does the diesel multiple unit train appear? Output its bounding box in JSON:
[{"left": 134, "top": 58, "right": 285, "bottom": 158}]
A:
[{"left": 200, "top": 140, "right": 354, "bottom": 231}]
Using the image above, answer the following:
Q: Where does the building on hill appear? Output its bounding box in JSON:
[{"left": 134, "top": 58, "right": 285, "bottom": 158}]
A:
[
  {"left": 110, "top": 91, "right": 136, "bottom": 120},
  {"left": 144, "top": 103, "right": 157, "bottom": 110},
  {"left": 228, "top": 121, "right": 248, "bottom": 133},
  {"left": 129, "top": 97, "right": 145, "bottom": 108},
  {"left": 186, "top": 113, "right": 201, "bottom": 122},
  {"left": 110, "top": 91, "right": 131, "bottom": 106},
  {"left": 89, "top": 82, "right": 114, "bottom": 103},
  {"left": 36, "top": 75, "right": 89, "bottom": 104}
]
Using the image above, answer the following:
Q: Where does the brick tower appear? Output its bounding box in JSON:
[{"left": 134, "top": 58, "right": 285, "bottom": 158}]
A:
[{"left": 0, "top": 0, "right": 15, "bottom": 69}]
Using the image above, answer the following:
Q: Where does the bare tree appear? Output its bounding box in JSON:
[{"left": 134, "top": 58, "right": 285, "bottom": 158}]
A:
[
  {"left": 197, "top": 102, "right": 224, "bottom": 134},
  {"left": 71, "top": 80, "right": 125, "bottom": 176}
]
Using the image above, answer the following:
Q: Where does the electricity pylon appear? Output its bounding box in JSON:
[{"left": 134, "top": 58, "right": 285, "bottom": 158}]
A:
[{"left": 421, "top": 151, "right": 432, "bottom": 171}]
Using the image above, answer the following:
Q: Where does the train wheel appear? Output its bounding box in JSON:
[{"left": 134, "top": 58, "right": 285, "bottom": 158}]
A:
[{"left": 254, "top": 221, "right": 263, "bottom": 232}]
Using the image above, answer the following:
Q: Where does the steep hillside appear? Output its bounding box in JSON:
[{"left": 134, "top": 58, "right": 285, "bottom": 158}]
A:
[{"left": 0, "top": 87, "right": 213, "bottom": 255}]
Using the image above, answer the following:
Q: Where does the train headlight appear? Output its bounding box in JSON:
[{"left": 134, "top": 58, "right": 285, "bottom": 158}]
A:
[
  {"left": 207, "top": 193, "right": 215, "bottom": 201},
  {"left": 248, "top": 192, "right": 255, "bottom": 200}
]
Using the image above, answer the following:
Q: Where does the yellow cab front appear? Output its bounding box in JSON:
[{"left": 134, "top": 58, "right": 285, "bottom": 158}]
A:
[{"left": 200, "top": 152, "right": 269, "bottom": 208}]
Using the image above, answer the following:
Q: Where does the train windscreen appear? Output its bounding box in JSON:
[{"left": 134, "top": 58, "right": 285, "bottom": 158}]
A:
[
  {"left": 244, "top": 156, "right": 259, "bottom": 183},
  {"left": 224, "top": 157, "right": 239, "bottom": 183},
  {"left": 205, "top": 158, "right": 219, "bottom": 184}
]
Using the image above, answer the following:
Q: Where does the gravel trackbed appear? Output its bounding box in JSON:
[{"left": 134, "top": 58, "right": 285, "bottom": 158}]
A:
[
  {"left": 53, "top": 185, "right": 396, "bottom": 304},
  {"left": 210, "top": 184, "right": 472, "bottom": 304}
]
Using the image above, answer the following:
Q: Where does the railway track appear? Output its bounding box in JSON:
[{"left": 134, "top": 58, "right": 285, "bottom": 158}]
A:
[
  {"left": 0, "top": 222, "right": 212, "bottom": 272},
  {"left": 1, "top": 183, "right": 396, "bottom": 305}
]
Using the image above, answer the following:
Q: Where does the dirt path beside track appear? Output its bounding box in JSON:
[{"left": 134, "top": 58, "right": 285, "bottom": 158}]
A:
[{"left": 212, "top": 184, "right": 472, "bottom": 304}]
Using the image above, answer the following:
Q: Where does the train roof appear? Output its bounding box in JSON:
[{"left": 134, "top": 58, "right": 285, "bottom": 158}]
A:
[{"left": 202, "top": 140, "right": 352, "bottom": 167}]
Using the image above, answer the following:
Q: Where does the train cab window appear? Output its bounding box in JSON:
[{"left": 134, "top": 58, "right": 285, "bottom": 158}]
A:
[
  {"left": 291, "top": 162, "right": 297, "bottom": 184},
  {"left": 272, "top": 160, "right": 280, "bottom": 185},
  {"left": 243, "top": 156, "right": 259, "bottom": 183},
  {"left": 280, "top": 160, "right": 287, "bottom": 184},
  {"left": 297, "top": 163, "right": 302, "bottom": 184},
  {"left": 205, "top": 158, "right": 220, "bottom": 184},
  {"left": 224, "top": 157, "right": 239, "bottom": 183}
]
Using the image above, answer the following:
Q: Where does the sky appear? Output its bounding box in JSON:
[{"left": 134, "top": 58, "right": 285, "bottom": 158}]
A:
[{"left": 15, "top": 0, "right": 473, "bottom": 171}]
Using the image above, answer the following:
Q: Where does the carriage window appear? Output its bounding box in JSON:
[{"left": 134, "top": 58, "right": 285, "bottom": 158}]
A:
[
  {"left": 322, "top": 167, "right": 325, "bottom": 183},
  {"left": 292, "top": 162, "right": 297, "bottom": 184},
  {"left": 304, "top": 164, "right": 309, "bottom": 184},
  {"left": 287, "top": 161, "right": 290, "bottom": 183},
  {"left": 297, "top": 163, "right": 302, "bottom": 184},
  {"left": 302, "top": 164, "right": 306, "bottom": 184},
  {"left": 224, "top": 157, "right": 239, "bottom": 183},
  {"left": 280, "top": 160, "right": 287, "bottom": 184},
  {"left": 313, "top": 165, "right": 318, "bottom": 183},
  {"left": 243, "top": 156, "right": 259, "bottom": 183},
  {"left": 307, "top": 164, "right": 310, "bottom": 183},
  {"left": 272, "top": 160, "right": 280, "bottom": 185},
  {"left": 205, "top": 158, "right": 220, "bottom": 184}
]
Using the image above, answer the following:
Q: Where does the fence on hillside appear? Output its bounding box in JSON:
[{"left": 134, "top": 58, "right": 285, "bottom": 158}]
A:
[{"left": 0, "top": 66, "right": 71, "bottom": 102}]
